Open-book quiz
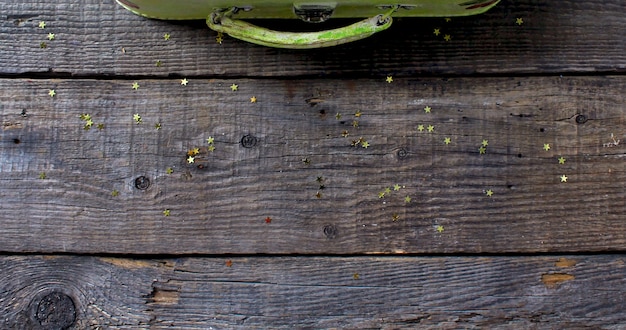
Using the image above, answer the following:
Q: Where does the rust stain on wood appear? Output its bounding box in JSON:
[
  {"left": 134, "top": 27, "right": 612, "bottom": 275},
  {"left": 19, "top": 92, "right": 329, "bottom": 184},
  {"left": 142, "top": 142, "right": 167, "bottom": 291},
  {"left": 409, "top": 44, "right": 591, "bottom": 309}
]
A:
[
  {"left": 149, "top": 288, "right": 180, "bottom": 305},
  {"left": 2, "top": 122, "right": 23, "bottom": 129},
  {"left": 99, "top": 257, "right": 153, "bottom": 269},
  {"left": 555, "top": 258, "right": 577, "bottom": 268},
  {"left": 541, "top": 273, "right": 575, "bottom": 286}
]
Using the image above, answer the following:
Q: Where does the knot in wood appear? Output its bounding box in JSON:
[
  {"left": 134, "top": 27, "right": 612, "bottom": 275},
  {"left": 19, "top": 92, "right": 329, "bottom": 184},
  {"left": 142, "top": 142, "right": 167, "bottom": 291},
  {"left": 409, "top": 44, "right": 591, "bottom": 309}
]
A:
[
  {"left": 575, "top": 114, "right": 587, "bottom": 124},
  {"left": 396, "top": 147, "right": 408, "bottom": 159},
  {"left": 323, "top": 224, "right": 337, "bottom": 239},
  {"left": 34, "top": 292, "right": 76, "bottom": 329},
  {"left": 134, "top": 176, "right": 150, "bottom": 190},
  {"left": 240, "top": 134, "right": 258, "bottom": 148}
]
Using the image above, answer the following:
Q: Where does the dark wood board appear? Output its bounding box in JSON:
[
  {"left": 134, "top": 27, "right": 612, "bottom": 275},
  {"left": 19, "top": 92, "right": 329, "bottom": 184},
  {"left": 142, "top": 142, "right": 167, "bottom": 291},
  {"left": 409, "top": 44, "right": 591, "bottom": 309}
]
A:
[
  {"left": 1, "top": 76, "right": 624, "bottom": 255},
  {"left": 2, "top": 254, "right": 626, "bottom": 329},
  {"left": 1, "top": 0, "right": 625, "bottom": 77}
]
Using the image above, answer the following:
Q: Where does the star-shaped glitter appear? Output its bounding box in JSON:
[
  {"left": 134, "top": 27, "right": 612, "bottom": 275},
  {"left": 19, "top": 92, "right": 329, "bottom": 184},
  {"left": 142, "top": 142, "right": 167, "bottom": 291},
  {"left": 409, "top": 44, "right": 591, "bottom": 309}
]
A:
[
  {"left": 354, "top": 110, "right": 362, "bottom": 118},
  {"left": 216, "top": 32, "right": 224, "bottom": 44},
  {"left": 516, "top": 18, "right": 524, "bottom": 25},
  {"left": 479, "top": 146, "right": 487, "bottom": 154},
  {"left": 558, "top": 156, "right": 566, "bottom": 164},
  {"left": 486, "top": 189, "right": 494, "bottom": 197},
  {"left": 560, "top": 174, "right": 568, "bottom": 183},
  {"left": 424, "top": 106, "right": 432, "bottom": 113},
  {"left": 38, "top": 21, "right": 46, "bottom": 29},
  {"left": 155, "top": 60, "right": 162, "bottom": 67},
  {"left": 393, "top": 184, "right": 401, "bottom": 191},
  {"left": 436, "top": 225, "right": 444, "bottom": 233},
  {"left": 39, "top": 172, "right": 46, "bottom": 180},
  {"left": 417, "top": 124, "right": 425, "bottom": 132},
  {"left": 163, "top": 33, "right": 170, "bottom": 40},
  {"left": 341, "top": 130, "right": 349, "bottom": 138},
  {"left": 445, "top": 17, "right": 452, "bottom": 22},
  {"left": 353, "top": 273, "right": 360, "bottom": 280},
  {"left": 250, "top": 96, "right": 257, "bottom": 103},
  {"left": 352, "top": 120, "right": 359, "bottom": 128},
  {"left": 132, "top": 82, "right": 139, "bottom": 90},
  {"left": 111, "top": 189, "right": 119, "bottom": 197},
  {"left": 180, "top": 78, "right": 188, "bottom": 86},
  {"left": 384, "top": 187, "right": 392, "bottom": 194},
  {"left": 154, "top": 123, "right": 161, "bottom": 129},
  {"left": 265, "top": 216, "right": 272, "bottom": 224},
  {"left": 47, "top": 33, "right": 55, "bottom": 40},
  {"left": 85, "top": 119, "right": 94, "bottom": 127},
  {"left": 404, "top": 195, "right": 411, "bottom": 203},
  {"left": 96, "top": 123, "right": 104, "bottom": 130},
  {"left": 392, "top": 213, "right": 400, "bottom": 221},
  {"left": 48, "top": 89, "right": 56, "bottom": 97},
  {"left": 335, "top": 113, "right": 342, "bottom": 120},
  {"left": 230, "top": 84, "right": 238, "bottom": 91},
  {"left": 133, "top": 113, "right": 141, "bottom": 123},
  {"left": 361, "top": 141, "right": 370, "bottom": 148},
  {"left": 444, "top": 137, "right": 451, "bottom": 145},
  {"left": 427, "top": 125, "right": 435, "bottom": 132},
  {"left": 481, "top": 139, "right": 489, "bottom": 147},
  {"left": 191, "top": 147, "right": 200, "bottom": 156},
  {"left": 543, "top": 143, "right": 551, "bottom": 151},
  {"left": 80, "top": 114, "right": 91, "bottom": 121},
  {"left": 208, "top": 145, "right": 215, "bottom": 152},
  {"left": 225, "top": 260, "right": 233, "bottom": 267},
  {"left": 40, "top": 42, "right": 47, "bottom": 49},
  {"left": 207, "top": 137, "right": 215, "bottom": 144},
  {"left": 166, "top": 167, "right": 174, "bottom": 174},
  {"left": 386, "top": 76, "right": 393, "bottom": 83},
  {"left": 378, "top": 191, "right": 386, "bottom": 199},
  {"left": 443, "top": 34, "right": 452, "bottom": 42},
  {"left": 187, "top": 156, "right": 195, "bottom": 164},
  {"left": 163, "top": 209, "right": 171, "bottom": 216},
  {"left": 433, "top": 28, "right": 441, "bottom": 36}
]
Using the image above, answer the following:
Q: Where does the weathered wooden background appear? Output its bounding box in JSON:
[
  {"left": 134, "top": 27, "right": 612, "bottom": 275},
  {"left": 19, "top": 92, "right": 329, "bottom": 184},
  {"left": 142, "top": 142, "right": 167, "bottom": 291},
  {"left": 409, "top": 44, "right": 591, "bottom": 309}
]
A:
[{"left": 1, "top": 0, "right": 625, "bottom": 328}]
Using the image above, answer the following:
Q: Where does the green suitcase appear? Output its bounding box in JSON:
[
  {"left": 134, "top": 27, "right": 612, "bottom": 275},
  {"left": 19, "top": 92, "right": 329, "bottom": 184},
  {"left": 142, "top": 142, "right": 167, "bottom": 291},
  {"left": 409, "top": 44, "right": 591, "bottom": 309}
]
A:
[{"left": 116, "top": 0, "right": 500, "bottom": 48}]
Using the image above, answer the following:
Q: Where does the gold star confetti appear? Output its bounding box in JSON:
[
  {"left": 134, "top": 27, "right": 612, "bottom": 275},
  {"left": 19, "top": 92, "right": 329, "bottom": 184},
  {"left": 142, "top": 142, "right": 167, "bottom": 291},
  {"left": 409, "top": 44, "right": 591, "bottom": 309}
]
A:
[
  {"left": 486, "top": 189, "right": 494, "bottom": 197},
  {"left": 155, "top": 123, "right": 161, "bottom": 130},
  {"left": 417, "top": 124, "right": 425, "bottom": 132},
  {"left": 47, "top": 33, "right": 55, "bottom": 40},
  {"left": 163, "top": 33, "right": 170, "bottom": 40},
  {"left": 187, "top": 156, "right": 195, "bottom": 164},
  {"left": 378, "top": 191, "right": 386, "bottom": 199},
  {"left": 216, "top": 32, "right": 224, "bottom": 44},
  {"left": 133, "top": 113, "right": 141, "bottom": 123},
  {"left": 335, "top": 113, "right": 342, "bottom": 120},
  {"left": 155, "top": 60, "right": 162, "bottom": 67},
  {"left": 166, "top": 167, "right": 174, "bottom": 174},
  {"left": 543, "top": 143, "right": 551, "bottom": 151},
  {"left": 341, "top": 130, "right": 349, "bottom": 138},
  {"left": 48, "top": 89, "right": 56, "bottom": 97},
  {"left": 353, "top": 273, "right": 360, "bottom": 280},
  {"left": 354, "top": 110, "right": 362, "bottom": 118},
  {"left": 424, "top": 106, "right": 432, "bottom": 113},
  {"left": 392, "top": 213, "right": 400, "bottom": 221},
  {"left": 436, "top": 225, "right": 444, "bottom": 233},
  {"left": 404, "top": 195, "right": 411, "bottom": 203},
  {"left": 208, "top": 145, "right": 216, "bottom": 152},
  {"left": 96, "top": 123, "right": 104, "bottom": 130},
  {"left": 558, "top": 156, "right": 566, "bottom": 164},
  {"left": 386, "top": 76, "right": 393, "bottom": 83},
  {"left": 80, "top": 114, "right": 91, "bottom": 121},
  {"left": 230, "top": 84, "right": 238, "bottom": 91},
  {"left": 39, "top": 172, "right": 46, "bottom": 180},
  {"left": 444, "top": 137, "right": 451, "bottom": 145},
  {"left": 38, "top": 21, "right": 46, "bottom": 29},
  {"left": 516, "top": 18, "right": 524, "bottom": 25},
  {"left": 443, "top": 34, "right": 452, "bottom": 42},
  {"left": 361, "top": 140, "right": 370, "bottom": 149},
  {"left": 433, "top": 28, "right": 441, "bottom": 36},
  {"left": 85, "top": 119, "right": 94, "bottom": 127},
  {"left": 384, "top": 187, "right": 392, "bottom": 194},
  {"left": 180, "top": 78, "right": 188, "bottom": 86},
  {"left": 445, "top": 17, "right": 452, "bottom": 22},
  {"left": 250, "top": 96, "right": 257, "bottom": 103},
  {"left": 560, "top": 174, "right": 568, "bottom": 183},
  {"left": 352, "top": 120, "right": 359, "bottom": 128},
  {"left": 479, "top": 146, "right": 487, "bottom": 154},
  {"left": 163, "top": 209, "right": 171, "bottom": 216},
  {"left": 315, "top": 191, "right": 322, "bottom": 199},
  {"left": 207, "top": 137, "right": 215, "bottom": 144},
  {"left": 481, "top": 139, "right": 489, "bottom": 147},
  {"left": 427, "top": 125, "right": 435, "bottom": 132},
  {"left": 40, "top": 42, "right": 47, "bottom": 49},
  {"left": 191, "top": 147, "right": 200, "bottom": 156},
  {"left": 393, "top": 184, "right": 401, "bottom": 191},
  {"left": 111, "top": 189, "right": 119, "bottom": 197},
  {"left": 132, "top": 82, "right": 139, "bottom": 90}
]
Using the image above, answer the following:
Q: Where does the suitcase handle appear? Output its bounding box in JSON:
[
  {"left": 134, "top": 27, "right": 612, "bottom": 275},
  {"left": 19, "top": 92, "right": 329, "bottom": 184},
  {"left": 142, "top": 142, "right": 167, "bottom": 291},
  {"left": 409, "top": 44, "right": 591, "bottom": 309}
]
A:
[{"left": 207, "top": 8, "right": 395, "bottom": 49}]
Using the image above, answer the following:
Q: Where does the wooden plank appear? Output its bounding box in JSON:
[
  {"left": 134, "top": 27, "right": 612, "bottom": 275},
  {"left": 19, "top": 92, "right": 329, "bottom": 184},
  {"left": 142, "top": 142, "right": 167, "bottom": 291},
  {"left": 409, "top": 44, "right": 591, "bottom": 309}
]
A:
[
  {"left": 2, "top": 255, "right": 626, "bottom": 328},
  {"left": 1, "top": 76, "right": 625, "bottom": 254},
  {"left": 1, "top": 0, "right": 625, "bottom": 76}
]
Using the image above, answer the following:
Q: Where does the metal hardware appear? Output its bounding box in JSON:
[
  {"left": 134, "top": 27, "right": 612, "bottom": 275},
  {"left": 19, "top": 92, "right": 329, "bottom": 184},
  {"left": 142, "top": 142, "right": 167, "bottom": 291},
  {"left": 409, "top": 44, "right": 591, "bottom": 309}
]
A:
[{"left": 293, "top": 4, "right": 336, "bottom": 23}]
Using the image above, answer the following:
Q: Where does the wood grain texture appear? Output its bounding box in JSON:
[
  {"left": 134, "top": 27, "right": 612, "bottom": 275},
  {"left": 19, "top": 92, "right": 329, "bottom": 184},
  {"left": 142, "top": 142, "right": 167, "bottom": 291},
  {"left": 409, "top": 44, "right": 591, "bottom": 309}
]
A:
[
  {"left": 1, "top": 76, "right": 624, "bottom": 254},
  {"left": 2, "top": 255, "right": 626, "bottom": 329},
  {"left": 1, "top": 0, "right": 625, "bottom": 77}
]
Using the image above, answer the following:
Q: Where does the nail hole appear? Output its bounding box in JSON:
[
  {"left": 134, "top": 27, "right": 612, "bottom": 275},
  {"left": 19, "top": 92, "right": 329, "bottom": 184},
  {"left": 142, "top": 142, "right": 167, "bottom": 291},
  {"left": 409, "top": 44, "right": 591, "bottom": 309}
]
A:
[
  {"left": 518, "top": 153, "right": 523, "bottom": 158},
  {"left": 13, "top": 138, "right": 20, "bottom": 144},
  {"left": 240, "top": 134, "right": 257, "bottom": 148},
  {"left": 134, "top": 176, "right": 150, "bottom": 190},
  {"left": 539, "top": 128, "right": 545, "bottom": 132},
  {"left": 34, "top": 292, "right": 76, "bottom": 329}
]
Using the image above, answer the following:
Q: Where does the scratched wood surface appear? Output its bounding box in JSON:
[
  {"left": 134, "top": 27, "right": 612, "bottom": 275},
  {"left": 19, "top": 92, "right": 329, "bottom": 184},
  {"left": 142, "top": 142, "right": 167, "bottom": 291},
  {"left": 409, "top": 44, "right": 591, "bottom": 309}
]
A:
[
  {"left": 1, "top": 0, "right": 625, "bottom": 77},
  {"left": 2, "top": 255, "right": 626, "bottom": 329},
  {"left": 1, "top": 76, "right": 624, "bottom": 254}
]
